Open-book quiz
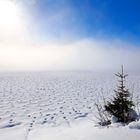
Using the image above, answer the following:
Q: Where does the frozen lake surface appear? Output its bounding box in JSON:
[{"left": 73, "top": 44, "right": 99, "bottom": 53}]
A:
[{"left": 0, "top": 71, "right": 140, "bottom": 140}]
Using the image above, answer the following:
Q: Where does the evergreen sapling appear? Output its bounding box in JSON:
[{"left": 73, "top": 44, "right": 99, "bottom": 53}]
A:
[{"left": 104, "top": 66, "right": 136, "bottom": 123}]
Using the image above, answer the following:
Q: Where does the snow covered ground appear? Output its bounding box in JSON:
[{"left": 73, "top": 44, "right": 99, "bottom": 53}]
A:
[{"left": 0, "top": 71, "right": 140, "bottom": 140}]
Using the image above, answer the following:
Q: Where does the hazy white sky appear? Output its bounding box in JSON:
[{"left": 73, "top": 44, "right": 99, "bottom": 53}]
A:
[{"left": 0, "top": 0, "right": 140, "bottom": 71}]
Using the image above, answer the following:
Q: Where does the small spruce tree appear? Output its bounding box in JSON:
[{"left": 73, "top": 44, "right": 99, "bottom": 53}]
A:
[{"left": 104, "top": 66, "right": 134, "bottom": 123}]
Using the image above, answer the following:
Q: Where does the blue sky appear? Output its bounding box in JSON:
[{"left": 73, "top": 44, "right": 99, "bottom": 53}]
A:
[
  {"left": 25, "top": 0, "right": 140, "bottom": 44},
  {"left": 0, "top": 0, "right": 140, "bottom": 71}
]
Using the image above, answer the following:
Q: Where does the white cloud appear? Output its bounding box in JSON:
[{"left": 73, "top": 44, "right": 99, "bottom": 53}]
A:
[
  {"left": 53, "top": 38, "right": 140, "bottom": 71},
  {"left": 0, "top": 38, "right": 140, "bottom": 71}
]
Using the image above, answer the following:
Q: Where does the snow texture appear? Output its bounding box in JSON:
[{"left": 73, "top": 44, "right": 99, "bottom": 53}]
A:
[{"left": 0, "top": 71, "right": 140, "bottom": 140}]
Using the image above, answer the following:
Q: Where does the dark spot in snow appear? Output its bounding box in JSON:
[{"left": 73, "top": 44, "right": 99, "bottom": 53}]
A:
[
  {"left": 51, "top": 116, "right": 54, "bottom": 120},
  {"left": 1, "top": 122, "right": 21, "bottom": 129}
]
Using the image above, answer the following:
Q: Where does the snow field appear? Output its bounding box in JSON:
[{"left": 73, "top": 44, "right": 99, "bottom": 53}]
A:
[{"left": 0, "top": 71, "right": 140, "bottom": 140}]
